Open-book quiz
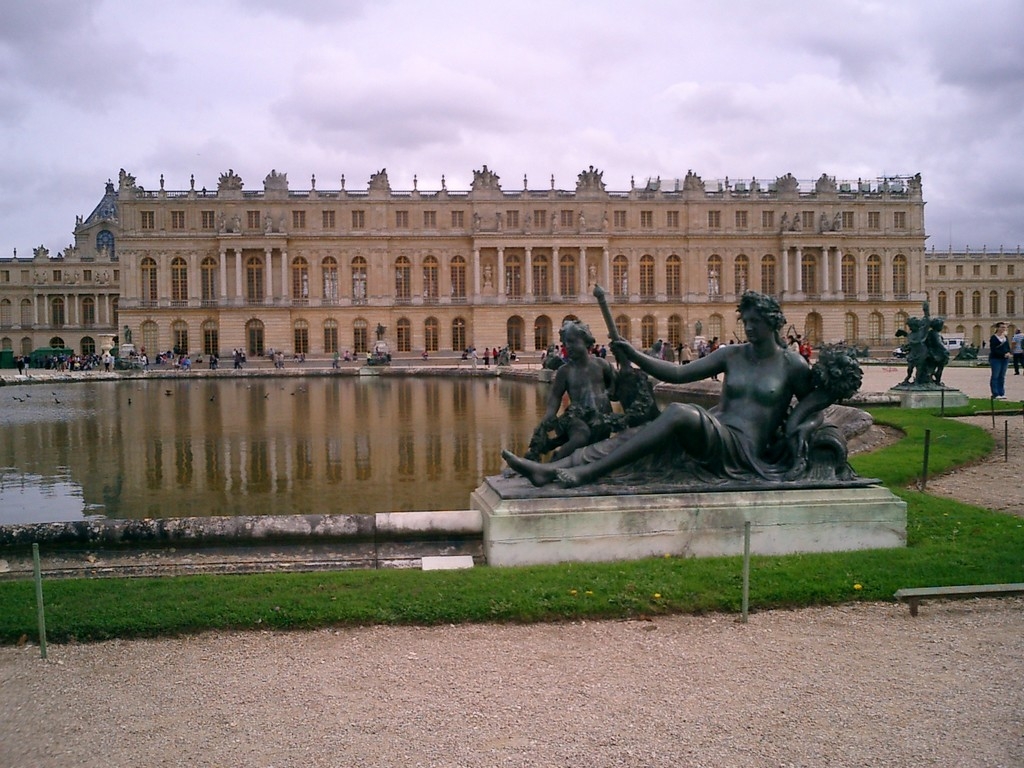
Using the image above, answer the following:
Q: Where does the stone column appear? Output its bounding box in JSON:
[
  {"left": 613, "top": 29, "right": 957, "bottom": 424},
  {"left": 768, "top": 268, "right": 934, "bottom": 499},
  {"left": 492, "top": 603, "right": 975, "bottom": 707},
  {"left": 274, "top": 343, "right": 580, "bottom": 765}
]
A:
[
  {"left": 189, "top": 252, "right": 199, "bottom": 305},
  {"left": 234, "top": 249, "right": 243, "bottom": 305},
  {"left": 781, "top": 247, "right": 789, "bottom": 296},
  {"left": 497, "top": 246, "right": 505, "bottom": 298},
  {"left": 524, "top": 247, "right": 533, "bottom": 296},
  {"left": 472, "top": 247, "right": 481, "bottom": 297},
  {"left": 219, "top": 248, "right": 227, "bottom": 303},
  {"left": 603, "top": 247, "right": 610, "bottom": 289},
  {"left": 265, "top": 247, "right": 274, "bottom": 305},
  {"left": 821, "top": 246, "right": 831, "bottom": 297},
  {"left": 578, "top": 247, "right": 587, "bottom": 296},
  {"left": 795, "top": 247, "right": 804, "bottom": 294},
  {"left": 552, "top": 246, "right": 561, "bottom": 300},
  {"left": 280, "top": 248, "right": 288, "bottom": 303}
]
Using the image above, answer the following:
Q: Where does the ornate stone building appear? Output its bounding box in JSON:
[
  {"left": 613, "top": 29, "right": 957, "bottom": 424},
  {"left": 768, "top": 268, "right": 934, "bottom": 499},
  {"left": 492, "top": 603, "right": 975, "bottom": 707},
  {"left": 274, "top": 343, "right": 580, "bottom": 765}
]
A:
[
  {"left": 2, "top": 166, "right": 929, "bottom": 359},
  {"left": 923, "top": 246, "right": 1023, "bottom": 345}
]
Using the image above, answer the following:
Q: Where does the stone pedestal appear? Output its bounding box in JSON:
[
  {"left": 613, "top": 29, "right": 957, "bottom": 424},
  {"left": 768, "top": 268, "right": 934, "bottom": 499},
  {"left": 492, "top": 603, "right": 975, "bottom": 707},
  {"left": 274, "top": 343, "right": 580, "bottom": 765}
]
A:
[
  {"left": 891, "top": 387, "right": 969, "bottom": 409},
  {"left": 473, "top": 477, "right": 907, "bottom": 567}
]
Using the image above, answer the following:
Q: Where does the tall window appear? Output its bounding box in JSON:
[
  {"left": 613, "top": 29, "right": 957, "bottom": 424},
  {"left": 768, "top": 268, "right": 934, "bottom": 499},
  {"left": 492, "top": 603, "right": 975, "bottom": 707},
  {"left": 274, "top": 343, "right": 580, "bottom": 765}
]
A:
[
  {"left": 639, "top": 210, "right": 654, "bottom": 228},
  {"left": 171, "top": 211, "right": 185, "bottom": 229},
  {"left": 844, "top": 313, "right": 858, "bottom": 343},
  {"left": 533, "top": 316, "right": 551, "bottom": 351},
  {"left": 506, "top": 316, "right": 524, "bottom": 351},
  {"left": 352, "top": 210, "right": 365, "bottom": 229},
  {"left": 353, "top": 319, "right": 368, "bottom": 354},
  {"left": 800, "top": 252, "right": 817, "bottom": 295},
  {"left": 937, "top": 291, "right": 948, "bottom": 317},
  {"left": 50, "top": 297, "right": 65, "bottom": 327},
  {"left": 201, "top": 257, "right": 217, "bottom": 303},
  {"left": 735, "top": 210, "right": 748, "bottom": 229},
  {"left": 667, "top": 315, "right": 682, "bottom": 348},
  {"left": 559, "top": 252, "right": 577, "bottom": 298},
  {"left": 1007, "top": 291, "right": 1016, "bottom": 316},
  {"left": 955, "top": 291, "right": 964, "bottom": 316},
  {"left": 139, "top": 320, "right": 156, "bottom": 353},
  {"left": 247, "top": 210, "right": 261, "bottom": 229},
  {"left": 614, "top": 315, "right": 630, "bottom": 341},
  {"left": 202, "top": 320, "right": 218, "bottom": 356},
  {"left": 0, "top": 299, "right": 10, "bottom": 327},
  {"left": 351, "top": 257, "right": 367, "bottom": 304},
  {"left": 666, "top": 255, "right": 681, "bottom": 298},
  {"left": 422, "top": 256, "right": 439, "bottom": 301},
  {"left": 245, "top": 256, "right": 264, "bottom": 304},
  {"left": 989, "top": 291, "right": 999, "bottom": 316},
  {"left": 81, "top": 337, "right": 95, "bottom": 356},
  {"left": 866, "top": 255, "right": 882, "bottom": 296},
  {"left": 171, "top": 257, "right": 188, "bottom": 305},
  {"left": 451, "top": 210, "right": 464, "bottom": 228},
  {"left": 734, "top": 255, "right": 749, "bottom": 294},
  {"left": 81, "top": 297, "right": 96, "bottom": 326},
  {"left": 707, "top": 255, "right": 722, "bottom": 298},
  {"left": 246, "top": 319, "right": 265, "bottom": 356},
  {"left": 841, "top": 254, "right": 856, "bottom": 296},
  {"left": 894, "top": 211, "right": 906, "bottom": 229},
  {"left": 291, "top": 211, "right": 306, "bottom": 229},
  {"left": 505, "top": 210, "right": 519, "bottom": 228},
  {"left": 641, "top": 315, "right": 656, "bottom": 350},
  {"left": 395, "top": 210, "right": 409, "bottom": 228},
  {"left": 422, "top": 210, "right": 437, "bottom": 228},
  {"left": 141, "top": 211, "right": 155, "bottom": 229},
  {"left": 612, "top": 255, "right": 629, "bottom": 299},
  {"left": 21, "top": 298, "right": 33, "bottom": 326},
  {"left": 322, "top": 210, "right": 336, "bottom": 229},
  {"left": 972, "top": 291, "right": 982, "bottom": 315},
  {"left": 291, "top": 257, "right": 309, "bottom": 302},
  {"left": 560, "top": 209, "right": 574, "bottom": 227},
  {"left": 761, "top": 255, "right": 777, "bottom": 297},
  {"left": 97, "top": 229, "right": 115, "bottom": 259},
  {"left": 613, "top": 210, "right": 627, "bottom": 228},
  {"left": 451, "top": 317, "right": 466, "bottom": 352},
  {"left": 293, "top": 320, "right": 309, "bottom": 354},
  {"left": 323, "top": 319, "right": 338, "bottom": 354},
  {"left": 172, "top": 321, "right": 189, "bottom": 354},
  {"left": 322, "top": 257, "right": 338, "bottom": 303},
  {"left": 394, "top": 256, "right": 411, "bottom": 301},
  {"left": 639, "top": 255, "right": 655, "bottom": 299},
  {"left": 666, "top": 210, "right": 680, "bottom": 228},
  {"left": 424, "top": 317, "right": 439, "bottom": 352},
  {"left": 396, "top": 318, "right": 411, "bottom": 352},
  {"left": 504, "top": 253, "right": 521, "bottom": 299},
  {"left": 707, "top": 210, "right": 721, "bottom": 229},
  {"left": 867, "top": 211, "right": 880, "bottom": 229},
  {"left": 868, "top": 312, "right": 883, "bottom": 343},
  {"left": 141, "top": 257, "right": 158, "bottom": 305},
  {"left": 761, "top": 210, "right": 774, "bottom": 229},
  {"left": 532, "top": 253, "right": 549, "bottom": 299},
  {"left": 532, "top": 210, "right": 546, "bottom": 229},
  {"left": 450, "top": 255, "right": 466, "bottom": 301},
  {"left": 892, "top": 254, "right": 908, "bottom": 297}
]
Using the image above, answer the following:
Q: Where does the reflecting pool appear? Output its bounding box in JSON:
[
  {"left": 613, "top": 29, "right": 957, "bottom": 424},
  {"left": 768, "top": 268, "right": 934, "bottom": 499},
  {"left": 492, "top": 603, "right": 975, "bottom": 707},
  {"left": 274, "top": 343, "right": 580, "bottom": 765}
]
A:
[{"left": 0, "top": 377, "right": 548, "bottom": 525}]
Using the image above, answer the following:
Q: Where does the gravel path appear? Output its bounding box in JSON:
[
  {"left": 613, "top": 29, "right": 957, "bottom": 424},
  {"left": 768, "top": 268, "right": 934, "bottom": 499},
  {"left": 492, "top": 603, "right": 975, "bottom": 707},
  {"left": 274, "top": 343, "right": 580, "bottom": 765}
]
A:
[{"left": 3, "top": 364, "right": 1024, "bottom": 767}]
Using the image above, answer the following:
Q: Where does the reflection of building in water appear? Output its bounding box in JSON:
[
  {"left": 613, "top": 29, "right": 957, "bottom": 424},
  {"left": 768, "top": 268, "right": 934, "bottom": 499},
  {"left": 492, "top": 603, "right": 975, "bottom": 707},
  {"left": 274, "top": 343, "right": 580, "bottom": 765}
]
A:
[
  {"left": 2, "top": 379, "right": 546, "bottom": 521},
  {"left": 1, "top": 168, "right": 936, "bottom": 361}
]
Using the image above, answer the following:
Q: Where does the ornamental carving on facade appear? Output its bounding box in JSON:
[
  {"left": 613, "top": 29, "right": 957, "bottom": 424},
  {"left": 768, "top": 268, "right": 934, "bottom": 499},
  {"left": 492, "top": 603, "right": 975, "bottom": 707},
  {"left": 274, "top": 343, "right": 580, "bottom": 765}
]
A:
[
  {"left": 471, "top": 165, "right": 501, "bottom": 192},
  {"left": 263, "top": 170, "right": 289, "bottom": 192},
  {"left": 775, "top": 173, "right": 799, "bottom": 194},
  {"left": 368, "top": 168, "right": 391, "bottom": 192},
  {"left": 814, "top": 173, "right": 837, "bottom": 194},
  {"left": 218, "top": 169, "right": 244, "bottom": 191},
  {"left": 682, "top": 170, "right": 704, "bottom": 192},
  {"left": 576, "top": 166, "right": 606, "bottom": 193}
]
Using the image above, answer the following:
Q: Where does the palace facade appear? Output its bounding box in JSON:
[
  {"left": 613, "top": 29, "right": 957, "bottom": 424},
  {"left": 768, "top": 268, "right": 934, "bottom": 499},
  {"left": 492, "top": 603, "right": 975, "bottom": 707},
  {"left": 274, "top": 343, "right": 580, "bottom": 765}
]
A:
[{"left": 2, "top": 166, "right": 942, "bottom": 359}]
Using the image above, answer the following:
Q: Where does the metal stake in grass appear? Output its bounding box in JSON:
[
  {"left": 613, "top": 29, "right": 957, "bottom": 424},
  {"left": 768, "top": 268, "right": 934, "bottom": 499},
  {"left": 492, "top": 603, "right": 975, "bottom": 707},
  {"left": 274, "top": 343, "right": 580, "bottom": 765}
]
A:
[
  {"left": 741, "top": 521, "right": 751, "bottom": 624},
  {"left": 920, "top": 428, "right": 932, "bottom": 492},
  {"left": 1005, "top": 420, "right": 1009, "bottom": 462},
  {"left": 991, "top": 396, "right": 996, "bottom": 429},
  {"left": 32, "top": 543, "right": 47, "bottom": 660}
]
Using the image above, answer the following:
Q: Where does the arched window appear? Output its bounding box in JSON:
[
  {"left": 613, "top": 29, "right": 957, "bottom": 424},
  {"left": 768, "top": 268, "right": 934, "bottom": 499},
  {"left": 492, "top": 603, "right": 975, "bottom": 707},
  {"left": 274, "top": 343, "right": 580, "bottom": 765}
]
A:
[
  {"left": 506, "top": 316, "right": 524, "bottom": 351},
  {"left": 352, "top": 318, "right": 368, "bottom": 354},
  {"left": 894, "top": 311, "right": 908, "bottom": 336},
  {"left": 351, "top": 256, "right": 367, "bottom": 304},
  {"left": 866, "top": 254, "right": 882, "bottom": 296},
  {"left": 171, "top": 257, "right": 188, "bottom": 304},
  {"left": 394, "top": 256, "right": 411, "bottom": 301},
  {"left": 141, "top": 257, "right": 158, "bottom": 304},
  {"left": 172, "top": 320, "right": 189, "bottom": 354},
  {"left": 21, "top": 336, "right": 32, "bottom": 356},
  {"left": 322, "top": 256, "right": 338, "bottom": 303},
  {"left": 612, "top": 254, "right": 629, "bottom": 299},
  {"left": 0, "top": 299, "right": 12, "bottom": 327},
  {"left": 667, "top": 315, "right": 682, "bottom": 347},
  {"left": 665, "top": 254, "right": 681, "bottom": 298},
  {"left": 804, "top": 313, "right": 823, "bottom": 345},
  {"left": 844, "top": 312, "right": 859, "bottom": 343},
  {"left": 97, "top": 229, "right": 115, "bottom": 260},
  {"left": 801, "top": 252, "right": 818, "bottom": 295},
  {"left": 245, "top": 255, "right": 264, "bottom": 304},
  {"left": 450, "top": 255, "right": 466, "bottom": 301},
  {"left": 451, "top": 317, "right": 467, "bottom": 351},
  {"left": 51, "top": 297, "right": 65, "bottom": 327},
  {"left": 1007, "top": 291, "right": 1016, "bottom": 316},
  {"left": 707, "top": 313, "right": 723, "bottom": 341},
  {"left": 531, "top": 253, "right": 549, "bottom": 299},
  {"left": 141, "top": 320, "right": 158, "bottom": 353},
  {"left": 841, "top": 253, "right": 857, "bottom": 296},
  {"left": 49, "top": 336, "right": 65, "bottom": 348},
  {"left": 81, "top": 336, "right": 95, "bottom": 356},
  {"left": 734, "top": 254, "right": 750, "bottom": 295},
  {"left": 20, "top": 298, "right": 33, "bottom": 326},
  {"left": 989, "top": 290, "right": 999, "bottom": 316},
  {"left": 1, "top": 337, "right": 11, "bottom": 350},
  {"left": 293, "top": 319, "right": 309, "bottom": 354},
  {"left": 423, "top": 255, "right": 440, "bottom": 301},
  {"left": 760, "top": 255, "right": 776, "bottom": 297},
  {"left": 396, "top": 317, "right": 412, "bottom": 352},
  {"left": 424, "top": 317, "right": 439, "bottom": 352},
  {"left": 323, "top": 319, "right": 338, "bottom": 354},
  {"left": 639, "top": 254, "right": 655, "bottom": 298},
  {"left": 641, "top": 315, "right": 656, "bottom": 349},
  {"left": 111, "top": 297, "right": 119, "bottom": 328},
  {"left": 955, "top": 290, "right": 964, "bottom": 316},
  {"left": 707, "top": 255, "right": 722, "bottom": 297},
  {"left": 201, "top": 257, "right": 218, "bottom": 303},
  {"left": 291, "top": 257, "right": 309, "bottom": 302},
  {"left": 559, "top": 251, "right": 577, "bottom": 297},
  {"left": 534, "top": 315, "right": 552, "bottom": 351},
  {"left": 892, "top": 254, "right": 908, "bottom": 297},
  {"left": 971, "top": 291, "right": 981, "bottom": 317},
  {"left": 202, "top": 320, "right": 219, "bottom": 356},
  {"left": 246, "top": 319, "right": 265, "bottom": 356},
  {"left": 614, "top": 314, "right": 630, "bottom": 341},
  {"left": 868, "top": 311, "right": 883, "bottom": 343},
  {"left": 81, "top": 297, "right": 96, "bottom": 326},
  {"left": 937, "top": 291, "right": 947, "bottom": 317},
  {"left": 504, "top": 253, "right": 521, "bottom": 299}
]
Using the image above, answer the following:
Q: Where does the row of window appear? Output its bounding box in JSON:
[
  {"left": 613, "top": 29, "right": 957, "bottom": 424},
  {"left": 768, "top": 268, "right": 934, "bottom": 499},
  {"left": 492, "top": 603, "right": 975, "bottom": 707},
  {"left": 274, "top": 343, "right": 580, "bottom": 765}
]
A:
[
  {"left": 935, "top": 290, "right": 1018, "bottom": 318},
  {"left": 136, "top": 252, "right": 913, "bottom": 304},
  {"left": 932, "top": 262, "right": 1016, "bottom": 277},
  {"left": 136, "top": 207, "right": 910, "bottom": 232},
  {"left": 0, "top": 297, "right": 118, "bottom": 328}
]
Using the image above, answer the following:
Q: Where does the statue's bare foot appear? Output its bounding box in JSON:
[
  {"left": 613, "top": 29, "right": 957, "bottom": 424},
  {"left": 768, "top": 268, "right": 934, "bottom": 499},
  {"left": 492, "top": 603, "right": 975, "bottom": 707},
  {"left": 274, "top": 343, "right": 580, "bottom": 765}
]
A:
[
  {"left": 554, "top": 468, "right": 585, "bottom": 488},
  {"left": 501, "top": 450, "right": 558, "bottom": 487}
]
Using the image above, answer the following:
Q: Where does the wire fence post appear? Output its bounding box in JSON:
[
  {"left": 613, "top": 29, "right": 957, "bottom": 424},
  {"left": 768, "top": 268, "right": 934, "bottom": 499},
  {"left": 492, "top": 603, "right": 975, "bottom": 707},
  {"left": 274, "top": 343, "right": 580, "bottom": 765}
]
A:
[
  {"left": 32, "top": 543, "right": 47, "bottom": 660},
  {"left": 920, "top": 428, "right": 932, "bottom": 492},
  {"left": 1005, "top": 420, "right": 1009, "bottom": 463},
  {"left": 741, "top": 521, "right": 751, "bottom": 624}
]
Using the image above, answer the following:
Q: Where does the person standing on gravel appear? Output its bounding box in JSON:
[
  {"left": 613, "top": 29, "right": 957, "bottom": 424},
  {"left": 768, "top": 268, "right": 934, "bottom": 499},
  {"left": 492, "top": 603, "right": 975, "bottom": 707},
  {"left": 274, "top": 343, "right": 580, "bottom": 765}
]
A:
[{"left": 988, "top": 322, "right": 1011, "bottom": 399}]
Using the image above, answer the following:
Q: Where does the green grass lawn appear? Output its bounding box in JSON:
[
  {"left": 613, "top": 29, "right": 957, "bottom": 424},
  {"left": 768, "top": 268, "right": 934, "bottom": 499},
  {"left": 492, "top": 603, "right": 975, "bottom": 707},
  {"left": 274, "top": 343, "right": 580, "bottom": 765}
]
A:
[{"left": 2, "top": 401, "right": 1022, "bottom": 644}]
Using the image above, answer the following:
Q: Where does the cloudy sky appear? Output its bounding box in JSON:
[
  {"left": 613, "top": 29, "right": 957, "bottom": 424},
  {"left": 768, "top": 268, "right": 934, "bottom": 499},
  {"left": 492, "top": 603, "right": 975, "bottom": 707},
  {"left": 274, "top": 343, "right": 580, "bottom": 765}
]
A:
[{"left": 2, "top": 0, "right": 1022, "bottom": 258}]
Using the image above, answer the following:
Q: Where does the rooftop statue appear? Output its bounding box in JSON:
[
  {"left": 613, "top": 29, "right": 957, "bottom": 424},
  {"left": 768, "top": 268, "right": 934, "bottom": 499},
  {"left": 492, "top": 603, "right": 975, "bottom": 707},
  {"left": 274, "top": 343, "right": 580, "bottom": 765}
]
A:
[{"left": 502, "top": 290, "right": 862, "bottom": 489}]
